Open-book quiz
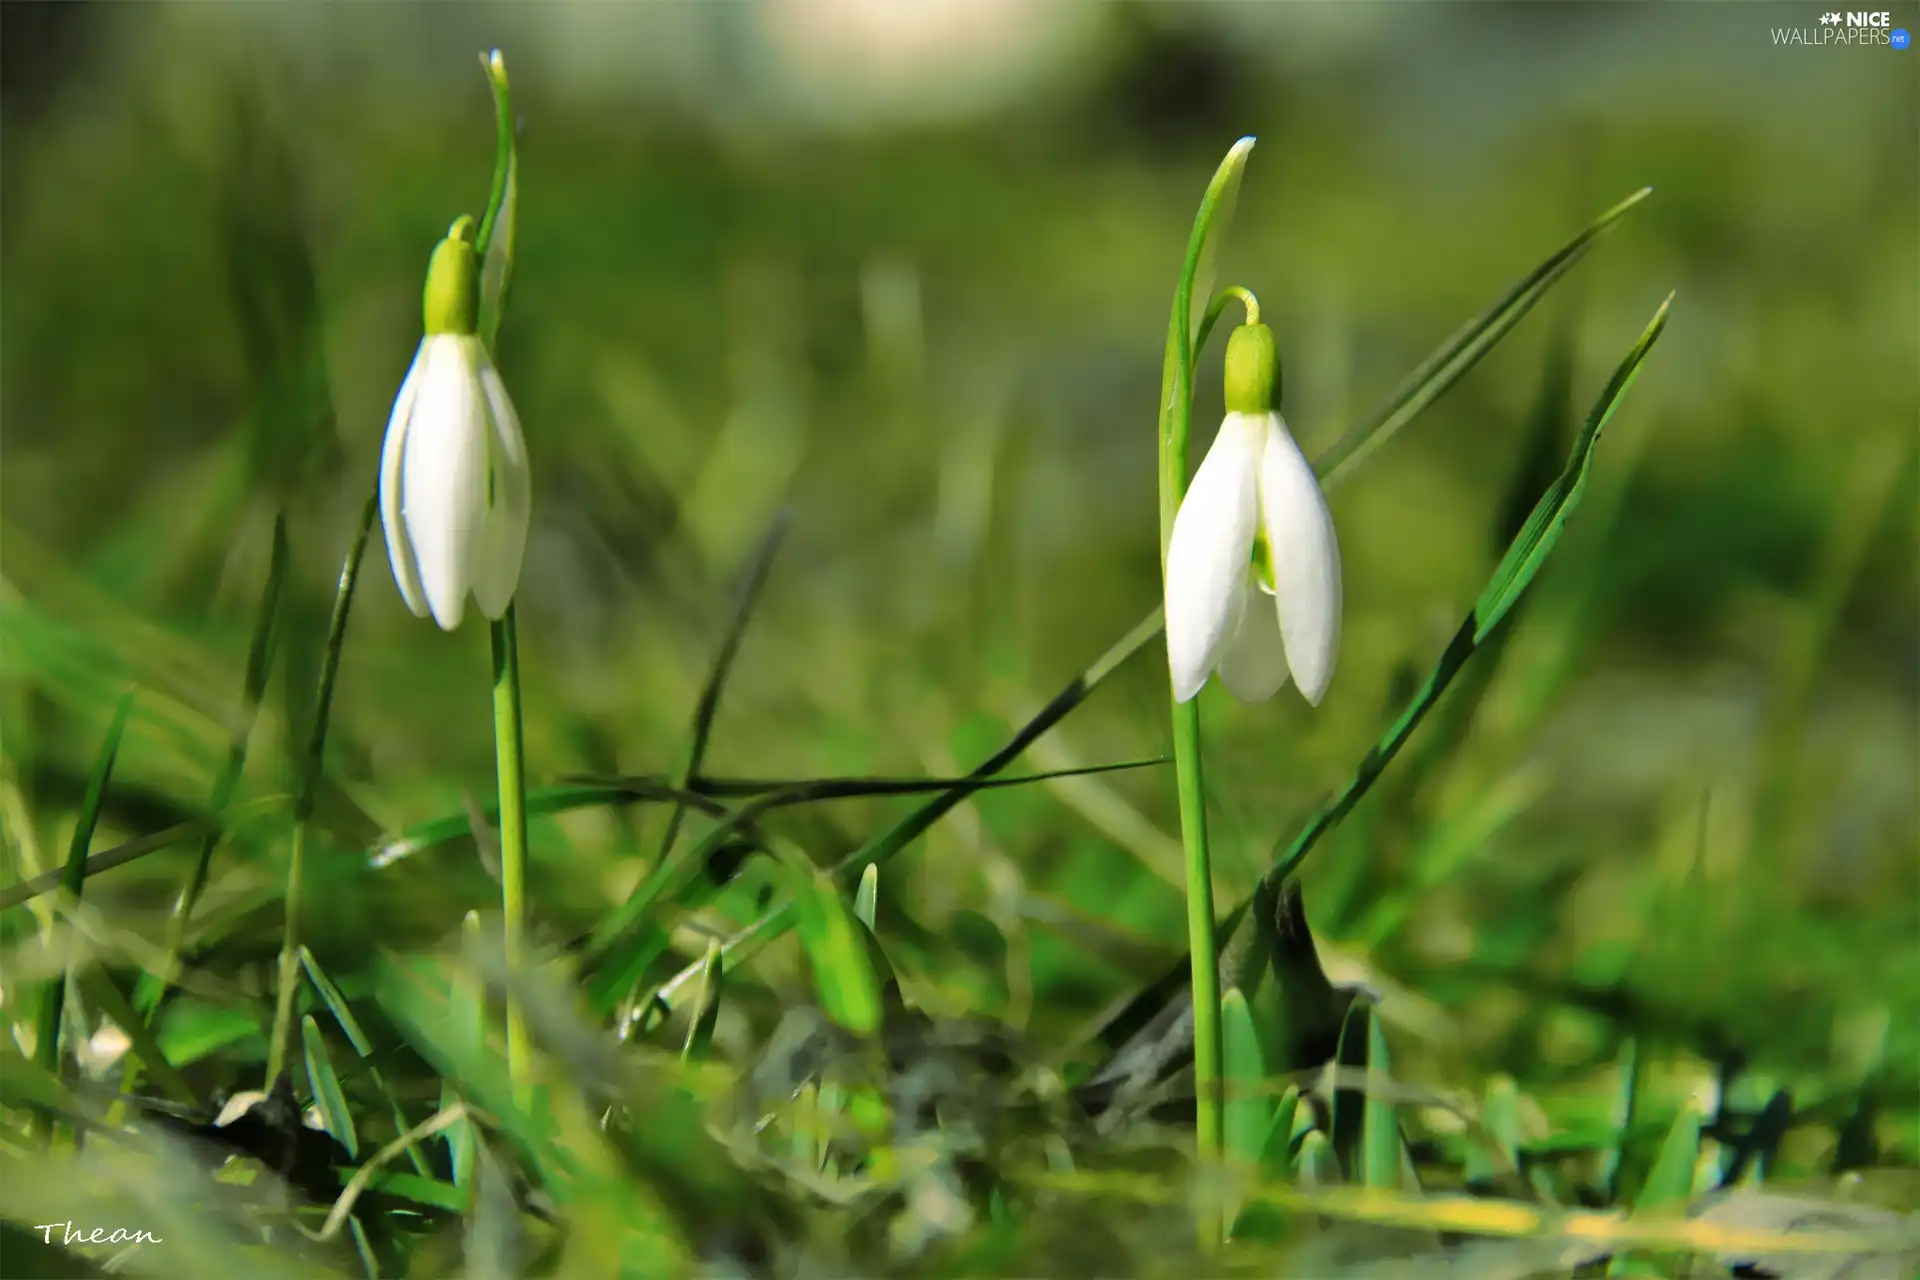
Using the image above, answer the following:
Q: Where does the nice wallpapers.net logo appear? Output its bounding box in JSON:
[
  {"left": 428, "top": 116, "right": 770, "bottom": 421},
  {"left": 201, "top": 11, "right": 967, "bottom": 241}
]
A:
[{"left": 1774, "top": 10, "right": 1911, "bottom": 45}]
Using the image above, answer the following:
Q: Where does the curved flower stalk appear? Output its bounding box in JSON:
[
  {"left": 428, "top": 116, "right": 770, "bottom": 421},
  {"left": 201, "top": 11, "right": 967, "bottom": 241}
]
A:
[
  {"left": 379, "top": 216, "right": 531, "bottom": 631},
  {"left": 1165, "top": 318, "right": 1341, "bottom": 706}
]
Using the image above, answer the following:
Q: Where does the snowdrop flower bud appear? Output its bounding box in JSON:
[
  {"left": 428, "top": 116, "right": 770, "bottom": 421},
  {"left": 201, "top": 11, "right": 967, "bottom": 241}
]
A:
[
  {"left": 379, "top": 216, "right": 531, "bottom": 631},
  {"left": 1164, "top": 321, "right": 1341, "bottom": 706}
]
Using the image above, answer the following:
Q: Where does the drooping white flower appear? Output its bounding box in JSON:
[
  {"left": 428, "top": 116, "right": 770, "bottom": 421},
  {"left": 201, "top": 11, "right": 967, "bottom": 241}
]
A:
[
  {"left": 379, "top": 219, "right": 531, "bottom": 632},
  {"left": 1164, "top": 322, "right": 1341, "bottom": 706}
]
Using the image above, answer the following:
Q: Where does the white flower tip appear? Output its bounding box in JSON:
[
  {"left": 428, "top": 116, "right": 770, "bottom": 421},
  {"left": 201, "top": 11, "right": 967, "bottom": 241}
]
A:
[{"left": 1295, "top": 666, "right": 1331, "bottom": 707}]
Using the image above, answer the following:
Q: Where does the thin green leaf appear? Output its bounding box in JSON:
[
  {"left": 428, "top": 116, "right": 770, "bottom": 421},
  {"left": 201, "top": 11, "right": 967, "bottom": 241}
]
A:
[
  {"left": 1329, "top": 1000, "right": 1370, "bottom": 1179},
  {"left": 1474, "top": 294, "right": 1672, "bottom": 638},
  {"left": 644, "top": 512, "right": 786, "bottom": 897},
  {"left": 299, "top": 945, "right": 373, "bottom": 1057},
  {"left": 1467, "top": 1073, "right": 1524, "bottom": 1188},
  {"left": 1266, "top": 1085, "right": 1301, "bottom": 1181},
  {"left": 1260, "top": 295, "right": 1671, "bottom": 895},
  {"left": 303, "top": 945, "right": 431, "bottom": 1178},
  {"left": 302, "top": 1014, "right": 358, "bottom": 1159},
  {"left": 299, "top": 495, "right": 378, "bottom": 825},
  {"left": 33, "top": 691, "right": 133, "bottom": 1133},
  {"left": 347, "top": 1217, "right": 378, "bottom": 1280},
  {"left": 680, "top": 941, "right": 722, "bottom": 1064},
  {"left": 1220, "top": 989, "right": 1268, "bottom": 1169},
  {"left": 1637, "top": 1102, "right": 1704, "bottom": 1214},
  {"left": 1360, "top": 1009, "right": 1402, "bottom": 1192},
  {"left": 589, "top": 757, "right": 1163, "bottom": 1017},
  {"left": 359, "top": 1171, "right": 467, "bottom": 1214},
  {"left": 446, "top": 912, "right": 484, "bottom": 1191},
  {"left": 1609, "top": 1098, "right": 1703, "bottom": 1276},
  {"left": 1314, "top": 186, "right": 1654, "bottom": 490},
  {"left": 141, "top": 512, "right": 286, "bottom": 1020},
  {"left": 647, "top": 609, "right": 1166, "bottom": 1019},
  {"left": 1603, "top": 1037, "right": 1642, "bottom": 1204}
]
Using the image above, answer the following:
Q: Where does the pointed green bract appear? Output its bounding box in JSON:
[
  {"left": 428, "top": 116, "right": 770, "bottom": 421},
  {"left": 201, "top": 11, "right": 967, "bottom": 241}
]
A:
[
  {"left": 789, "top": 863, "right": 883, "bottom": 1038},
  {"left": 854, "top": 863, "right": 879, "bottom": 931},
  {"left": 422, "top": 220, "right": 480, "bottom": 337},
  {"left": 476, "top": 50, "right": 516, "bottom": 351}
]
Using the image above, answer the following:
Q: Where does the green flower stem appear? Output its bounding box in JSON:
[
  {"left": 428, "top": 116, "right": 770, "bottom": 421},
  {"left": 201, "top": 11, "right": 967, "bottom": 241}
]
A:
[
  {"left": 490, "top": 607, "right": 533, "bottom": 1107},
  {"left": 1158, "top": 228, "right": 1235, "bottom": 1247}
]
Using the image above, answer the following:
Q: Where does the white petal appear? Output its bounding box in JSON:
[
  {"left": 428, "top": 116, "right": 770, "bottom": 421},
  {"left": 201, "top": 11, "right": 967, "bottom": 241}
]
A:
[
  {"left": 1257, "top": 413, "right": 1342, "bottom": 705},
  {"left": 1164, "top": 412, "right": 1264, "bottom": 702},
  {"left": 378, "top": 342, "right": 432, "bottom": 619},
  {"left": 1216, "top": 578, "right": 1292, "bottom": 703},
  {"left": 469, "top": 360, "right": 531, "bottom": 620},
  {"left": 401, "top": 335, "right": 489, "bottom": 631}
]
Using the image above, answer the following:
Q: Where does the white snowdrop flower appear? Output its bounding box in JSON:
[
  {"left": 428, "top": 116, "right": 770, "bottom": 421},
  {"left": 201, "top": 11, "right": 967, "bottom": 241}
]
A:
[
  {"left": 379, "top": 217, "right": 531, "bottom": 631},
  {"left": 1164, "top": 321, "right": 1341, "bottom": 706}
]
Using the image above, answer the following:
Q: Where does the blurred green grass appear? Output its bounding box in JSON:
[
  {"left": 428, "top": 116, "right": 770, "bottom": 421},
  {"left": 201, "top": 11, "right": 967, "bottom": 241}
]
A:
[{"left": 1, "top": 3, "right": 1915, "bottom": 1275}]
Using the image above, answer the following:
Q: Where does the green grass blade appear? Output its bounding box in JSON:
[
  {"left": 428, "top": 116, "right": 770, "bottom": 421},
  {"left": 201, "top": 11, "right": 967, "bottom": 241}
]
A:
[
  {"left": 1314, "top": 186, "right": 1653, "bottom": 490},
  {"left": 1221, "top": 988, "right": 1270, "bottom": 1242},
  {"left": 1329, "top": 1000, "right": 1369, "bottom": 1179},
  {"left": 1608, "top": 1096, "right": 1703, "bottom": 1276},
  {"left": 1360, "top": 1008, "right": 1402, "bottom": 1192},
  {"left": 1602, "top": 1039, "right": 1642, "bottom": 1204},
  {"left": 302, "top": 1014, "right": 358, "bottom": 1159},
  {"left": 298, "top": 495, "right": 378, "bottom": 827},
  {"left": 303, "top": 944, "right": 431, "bottom": 1178},
  {"left": 1637, "top": 1101, "right": 1703, "bottom": 1212},
  {"left": 1467, "top": 1073, "right": 1524, "bottom": 1189},
  {"left": 32, "top": 691, "right": 133, "bottom": 1135},
  {"left": 1472, "top": 294, "right": 1673, "bottom": 639},
  {"left": 447, "top": 911, "right": 484, "bottom": 1192},
  {"left": 141, "top": 512, "right": 287, "bottom": 1019},
  {"left": 266, "top": 494, "right": 377, "bottom": 1089},
  {"left": 0, "top": 811, "right": 232, "bottom": 912},
  {"left": 1221, "top": 989, "right": 1268, "bottom": 1169},
  {"left": 680, "top": 941, "right": 722, "bottom": 1064},
  {"left": 645, "top": 609, "right": 1167, "bottom": 1019},
  {"left": 587, "top": 758, "right": 1164, "bottom": 1018},
  {"left": 299, "top": 945, "right": 373, "bottom": 1057},
  {"left": 1259, "top": 295, "right": 1671, "bottom": 895},
  {"left": 644, "top": 512, "right": 786, "bottom": 891}
]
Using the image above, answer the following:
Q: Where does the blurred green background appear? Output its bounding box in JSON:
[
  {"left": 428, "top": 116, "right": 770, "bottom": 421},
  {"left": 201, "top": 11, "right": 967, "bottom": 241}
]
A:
[{"left": 2, "top": 0, "right": 1916, "bottom": 1196}]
